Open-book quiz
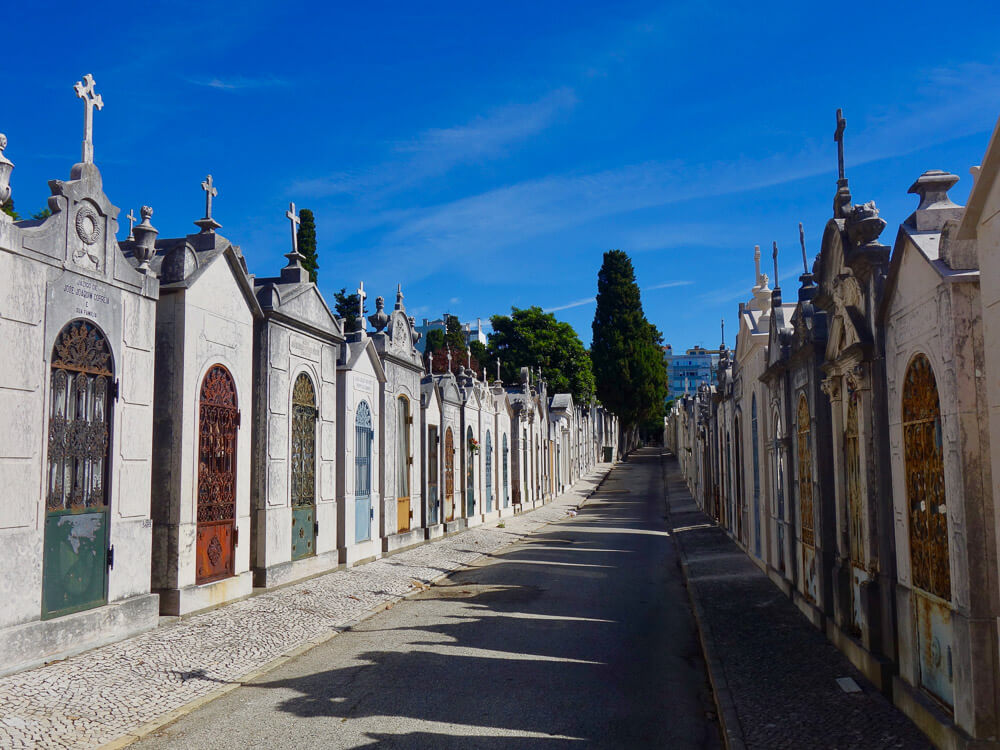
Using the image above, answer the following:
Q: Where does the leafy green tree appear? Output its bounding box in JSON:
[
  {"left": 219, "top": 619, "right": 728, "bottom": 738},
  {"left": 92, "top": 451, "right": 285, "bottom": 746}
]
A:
[
  {"left": 468, "top": 340, "right": 488, "bottom": 368},
  {"left": 1, "top": 197, "right": 18, "bottom": 220},
  {"left": 32, "top": 207, "right": 51, "bottom": 221},
  {"left": 424, "top": 328, "right": 446, "bottom": 353},
  {"left": 591, "top": 250, "right": 667, "bottom": 446},
  {"left": 334, "top": 288, "right": 366, "bottom": 333},
  {"left": 487, "top": 306, "right": 595, "bottom": 402},
  {"left": 445, "top": 314, "right": 467, "bottom": 353},
  {"left": 297, "top": 208, "right": 318, "bottom": 283}
]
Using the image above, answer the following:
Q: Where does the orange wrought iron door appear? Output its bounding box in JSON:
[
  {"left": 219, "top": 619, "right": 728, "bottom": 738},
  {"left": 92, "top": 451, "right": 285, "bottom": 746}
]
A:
[{"left": 196, "top": 365, "right": 238, "bottom": 584}]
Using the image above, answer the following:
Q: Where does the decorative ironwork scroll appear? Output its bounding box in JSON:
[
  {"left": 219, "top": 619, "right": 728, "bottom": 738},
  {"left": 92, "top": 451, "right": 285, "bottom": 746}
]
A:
[
  {"left": 197, "top": 365, "right": 238, "bottom": 524},
  {"left": 291, "top": 373, "right": 317, "bottom": 508},
  {"left": 797, "top": 394, "right": 815, "bottom": 546},
  {"left": 902, "top": 354, "right": 950, "bottom": 600},
  {"left": 47, "top": 321, "right": 113, "bottom": 511},
  {"left": 444, "top": 428, "right": 455, "bottom": 516}
]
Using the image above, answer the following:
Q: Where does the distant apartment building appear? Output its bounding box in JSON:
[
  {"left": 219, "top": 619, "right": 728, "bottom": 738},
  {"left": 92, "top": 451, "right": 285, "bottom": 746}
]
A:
[
  {"left": 664, "top": 344, "right": 720, "bottom": 400},
  {"left": 414, "top": 316, "right": 488, "bottom": 353}
]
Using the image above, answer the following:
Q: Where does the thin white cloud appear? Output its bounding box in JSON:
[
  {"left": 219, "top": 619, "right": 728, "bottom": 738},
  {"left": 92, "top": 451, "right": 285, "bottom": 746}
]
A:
[
  {"left": 189, "top": 75, "right": 289, "bottom": 91},
  {"left": 545, "top": 297, "right": 596, "bottom": 313},
  {"left": 645, "top": 280, "right": 693, "bottom": 291}
]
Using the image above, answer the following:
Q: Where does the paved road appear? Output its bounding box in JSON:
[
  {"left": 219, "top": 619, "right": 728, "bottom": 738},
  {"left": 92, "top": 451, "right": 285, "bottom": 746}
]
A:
[{"left": 138, "top": 449, "right": 719, "bottom": 749}]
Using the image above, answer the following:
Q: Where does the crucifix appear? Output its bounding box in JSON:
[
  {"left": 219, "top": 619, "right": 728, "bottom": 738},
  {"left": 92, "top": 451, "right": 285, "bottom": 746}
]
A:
[
  {"left": 497, "top": 359, "right": 501, "bottom": 381},
  {"left": 772, "top": 241, "right": 779, "bottom": 286},
  {"left": 720, "top": 318, "right": 725, "bottom": 349},
  {"left": 201, "top": 175, "right": 218, "bottom": 220},
  {"left": 126, "top": 209, "right": 137, "bottom": 241},
  {"left": 357, "top": 281, "right": 366, "bottom": 323},
  {"left": 74, "top": 74, "right": 103, "bottom": 165},
  {"left": 834, "top": 108, "right": 846, "bottom": 182},
  {"left": 753, "top": 245, "right": 761, "bottom": 285},
  {"left": 446, "top": 347, "right": 452, "bottom": 372},
  {"left": 467, "top": 347, "right": 472, "bottom": 370},
  {"left": 799, "top": 222, "right": 808, "bottom": 273},
  {"left": 285, "top": 202, "right": 300, "bottom": 257}
]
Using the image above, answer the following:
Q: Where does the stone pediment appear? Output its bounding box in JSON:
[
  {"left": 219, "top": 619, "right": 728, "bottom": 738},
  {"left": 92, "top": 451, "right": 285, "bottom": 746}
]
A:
[{"left": 268, "top": 283, "right": 343, "bottom": 339}]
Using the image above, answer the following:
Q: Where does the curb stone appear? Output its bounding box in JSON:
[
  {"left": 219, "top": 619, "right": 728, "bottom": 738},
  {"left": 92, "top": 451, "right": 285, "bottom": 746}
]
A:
[
  {"left": 662, "top": 452, "right": 746, "bottom": 750},
  {"left": 98, "top": 464, "right": 613, "bottom": 749}
]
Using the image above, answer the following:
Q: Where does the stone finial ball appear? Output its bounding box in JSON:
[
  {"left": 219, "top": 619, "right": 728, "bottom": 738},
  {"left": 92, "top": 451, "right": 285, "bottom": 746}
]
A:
[
  {"left": 0, "top": 134, "right": 7, "bottom": 151},
  {"left": 141, "top": 205, "right": 154, "bottom": 220}
]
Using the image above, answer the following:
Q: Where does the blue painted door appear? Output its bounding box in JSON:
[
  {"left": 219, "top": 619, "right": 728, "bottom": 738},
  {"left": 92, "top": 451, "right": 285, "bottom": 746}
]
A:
[{"left": 355, "top": 401, "right": 373, "bottom": 542}]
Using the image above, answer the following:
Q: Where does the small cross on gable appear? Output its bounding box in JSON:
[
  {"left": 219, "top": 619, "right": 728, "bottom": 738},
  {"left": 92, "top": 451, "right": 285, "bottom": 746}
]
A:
[
  {"left": 126, "top": 209, "right": 137, "bottom": 241},
  {"left": 834, "top": 108, "right": 847, "bottom": 182},
  {"left": 286, "top": 202, "right": 300, "bottom": 256},
  {"left": 357, "top": 281, "right": 366, "bottom": 321},
  {"left": 201, "top": 175, "right": 218, "bottom": 218}
]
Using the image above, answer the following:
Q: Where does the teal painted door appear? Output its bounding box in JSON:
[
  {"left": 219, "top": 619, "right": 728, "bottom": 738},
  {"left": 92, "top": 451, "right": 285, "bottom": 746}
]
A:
[
  {"left": 42, "top": 321, "right": 114, "bottom": 619},
  {"left": 355, "top": 401, "right": 373, "bottom": 542}
]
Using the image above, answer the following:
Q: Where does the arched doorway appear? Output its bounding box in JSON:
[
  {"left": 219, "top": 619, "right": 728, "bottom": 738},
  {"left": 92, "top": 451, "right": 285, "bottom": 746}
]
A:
[
  {"left": 290, "top": 373, "right": 317, "bottom": 560},
  {"left": 751, "top": 395, "right": 761, "bottom": 558},
  {"left": 502, "top": 433, "right": 509, "bottom": 508},
  {"left": 466, "top": 427, "right": 476, "bottom": 517},
  {"left": 196, "top": 365, "right": 238, "bottom": 584},
  {"left": 396, "top": 396, "right": 411, "bottom": 533},
  {"left": 427, "top": 426, "right": 439, "bottom": 525},
  {"left": 354, "top": 401, "right": 373, "bottom": 542},
  {"left": 43, "top": 320, "right": 114, "bottom": 618},
  {"left": 902, "top": 354, "right": 952, "bottom": 705},
  {"left": 444, "top": 427, "right": 455, "bottom": 522},
  {"left": 485, "top": 431, "right": 493, "bottom": 512}
]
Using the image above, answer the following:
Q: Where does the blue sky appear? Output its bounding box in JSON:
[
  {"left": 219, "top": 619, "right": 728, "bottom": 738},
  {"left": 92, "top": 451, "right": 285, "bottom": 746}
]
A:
[{"left": 5, "top": 1, "right": 1000, "bottom": 348}]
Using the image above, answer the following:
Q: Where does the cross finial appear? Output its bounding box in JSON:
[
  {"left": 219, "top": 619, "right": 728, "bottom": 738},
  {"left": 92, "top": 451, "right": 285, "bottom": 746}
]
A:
[
  {"left": 126, "top": 209, "right": 138, "bottom": 241},
  {"left": 799, "top": 222, "right": 808, "bottom": 273},
  {"left": 497, "top": 359, "right": 501, "bottom": 382},
  {"left": 74, "top": 74, "right": 103, "bottom": 164},
  {"left": 721, "top": 317, "right": 725, "bottom": 348},
  {"left": 285, "top": 201, "right": 301, "bottom": 258},
  {"left": 834, "top": 108, "right": 847, "bottom": 183},
  {"left": 446, "top": 347, "right": 452, "bottom": 371},
  {"left": 753, "top": 245, "right": 761, "bottom": 284},
  {"left": 202, "top": 175, "right": 218, "bottom": 218},
  {"left": 772, "top": 241, "right": 779, "bottom": 286},
  {"left": 467, "top": 347, "right": 472, "bottom": 370},
  {"left": 357, "top": 281, "right": 366, "bottom": 321}
]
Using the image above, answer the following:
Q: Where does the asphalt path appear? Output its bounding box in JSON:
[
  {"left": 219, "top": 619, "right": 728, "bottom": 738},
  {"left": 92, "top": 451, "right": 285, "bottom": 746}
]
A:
[{"left": 137, "top": 448, "right": 720, "bottom": 748}]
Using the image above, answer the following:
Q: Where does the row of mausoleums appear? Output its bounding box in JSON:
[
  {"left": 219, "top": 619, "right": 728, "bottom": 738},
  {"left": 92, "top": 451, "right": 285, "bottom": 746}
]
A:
[
  {"left": 668, "top": 113, "right": 1000, "bottom": 749},
  {"left": 0, "top": 107, "right": 618, "bottom": 676}
]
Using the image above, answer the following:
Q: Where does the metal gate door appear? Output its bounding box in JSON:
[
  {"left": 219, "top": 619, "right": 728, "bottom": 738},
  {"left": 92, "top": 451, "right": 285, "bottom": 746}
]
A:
[
  {"left": 466, "top": 427, "right": 475, "bottom": 517},
  {"left": 42, "top": 321, "right": 113, "bottom": 619},
  {"left": 485, "top": 432, "right": 493, "bottom": 512},
  {"left": 428, "top": 426, "right": 439, "bottom": 525},
  {"left": 396, "top": 397, "right": 411, "bottom": 533},
  {"left": 197, "top": 365, "right": 238, "bottom": 584},
  {"left": 444, "top": 428, "right": 455, "bottom": 521},
  {"left": 502, "top": 434, "right": 509, "bottom": 508},
  {"left": 291, "top": 374, "right": 317, "bottom": 560},
  {"left": 355, "top": 401, "right": 373, "bottom": 542}
]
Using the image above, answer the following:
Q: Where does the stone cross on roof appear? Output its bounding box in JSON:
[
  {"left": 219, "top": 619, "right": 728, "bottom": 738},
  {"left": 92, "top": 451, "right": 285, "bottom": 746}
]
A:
[
  {"left": 285, "top": 202, "right": 301, "bottom": 259},
  {"left": 772, "top": 241, "right": 779, "bottom": 287},
  {"left": 73, "top": 74, "right": 103, "bottom": 165},
  {"left": 195, "top": 175, "right": 222, "bottom": 233},
  {"left": 446, "top": 347, "right": 452, "bottom": 371},
  {"left": 126, "top": 209, "right": 137, "bottom": 241},
  {"left": 753, "top": 244, "right": 762, "bottom": 284},
  {"left": 834, "top": 108, "right": 847, "bottom": 183},
  {"left": 720, "top": 318, "right": 725, "bottom": 349},
  {"left": 497, "top": 359, "right": 501, "bottom": 382},
  {"left": 357, "top": 281, "right": 367, "bottom": 332}
]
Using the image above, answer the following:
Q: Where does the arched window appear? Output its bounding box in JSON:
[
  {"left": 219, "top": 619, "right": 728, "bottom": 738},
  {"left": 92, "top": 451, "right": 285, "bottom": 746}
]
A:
[
  {"left": 751, "top": 395, "right": 761, "bottom": 557},
  {"left": 396, "top": 396, "right": 411, "bottom": 532},
  {"left": 43, "top": 320, "right": 114, "bottom": 617},
  {"left": 290, "top": 373, "right": 317, "bottom": 560},
  {"left": 354, "top": 400, "right": 373, "bottom": 542},
  {"left": 485, "top": 431, "right": 493, "bottom": 511},
  {"left": 797, "top": 394, "right": 814, "bottom": 547},
  {"left": 197, "top": 364, "right": 239, "bottom": 583},
  {"left": 902, "top": 355, "right": 949, "bottom": 600},
  {"left": 502, "top": 433, "right": 509, "bottom": 508}
]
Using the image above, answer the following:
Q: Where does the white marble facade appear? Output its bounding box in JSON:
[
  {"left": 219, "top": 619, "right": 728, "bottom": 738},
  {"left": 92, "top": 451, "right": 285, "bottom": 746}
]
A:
[{"left": 0, "top": 150, "right": 160, "bottom": 673}]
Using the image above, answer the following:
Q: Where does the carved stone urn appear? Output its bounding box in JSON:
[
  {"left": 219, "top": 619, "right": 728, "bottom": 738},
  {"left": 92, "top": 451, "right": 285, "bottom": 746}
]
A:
[
  {"left": 132, "top": 205, "right": 159, "bottom": 271},
  {"left": 0, "top": 134, "right": 14, "bottom": 208}
]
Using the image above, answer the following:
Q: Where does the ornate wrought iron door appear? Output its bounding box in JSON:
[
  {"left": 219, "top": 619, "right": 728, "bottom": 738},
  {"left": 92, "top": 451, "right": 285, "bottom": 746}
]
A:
[
  {"left": 485, "top": 432, "right": 493, "bottom": 512},
  {"left": 444, "top": 428, "right": 455, "bottom": 521},
  {"left": 291, "top": 374, "right": 317, "bottom": 560},
  {"left": 502, "top": 434, "right": 509, "bottom": 508},
  {"left": 466, "top": 427, "right": 475, "bottom": 517},
  {"left": 427, "top": 426, "right": 439, "bottom": 525},
  {"left": 751, "top": 396, "right": 761, "bottom": 558},
  {"left": 197, "top": 365, "right": 238, "bottom": 584},
  {"left": 396, "top": 397, "right": 411, "bottom": 533},
  {"left": 354, "top": 400, "right": 373, "bottom": 542},
  {"left": 797, "top": 394, "right": 818, "bottom": 602},
  {"left": 43, "top": 320, "right": 113, "bottom": 619},
  {"left": 903, "top": 354, "right": 953, "bottom": 705}
]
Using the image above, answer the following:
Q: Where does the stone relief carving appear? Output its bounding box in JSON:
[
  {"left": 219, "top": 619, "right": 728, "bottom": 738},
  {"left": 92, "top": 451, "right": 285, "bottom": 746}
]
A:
[{"left": 72, "top": 204, "right": 103, "bottom": 269}]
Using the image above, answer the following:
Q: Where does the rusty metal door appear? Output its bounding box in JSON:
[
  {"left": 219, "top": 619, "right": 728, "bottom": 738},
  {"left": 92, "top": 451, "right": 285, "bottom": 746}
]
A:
[
  {"left": 290, "top": 374, "right": 317, "bottom": 561},
  {"left": 42, "top": 321, "right": 113, "bottom": 619},
  {"left": 396, "top": 397, "right": 411, "bottom": 533},
  {"left": 196, "top": 365, "right": 238, "bottom": 584},
  {"left": 902, "top": 354, "right": 953, "bottom": 706},
  {"left": 444, "top": 427, "right": 455, "bottom": 521},
  {"left": 845, "top": 390, "right": 866, "bottom": 634}
]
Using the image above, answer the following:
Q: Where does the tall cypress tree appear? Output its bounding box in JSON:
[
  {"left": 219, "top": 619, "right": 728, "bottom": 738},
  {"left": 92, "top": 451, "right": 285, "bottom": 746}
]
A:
[
  {"left": 591, "top": 250, "right": 666, "bottom": 444},
  {"left": 297, "top": 208, "right": 319, "bottom": 283}
]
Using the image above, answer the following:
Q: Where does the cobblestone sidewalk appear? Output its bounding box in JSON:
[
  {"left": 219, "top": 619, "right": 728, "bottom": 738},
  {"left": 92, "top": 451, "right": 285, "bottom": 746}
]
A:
[
  {"left": 663, "top": 454, "right": 932, "bottom": 750},
  {"left": 0, "top": 466, "right": 609, "bottom": 750}
]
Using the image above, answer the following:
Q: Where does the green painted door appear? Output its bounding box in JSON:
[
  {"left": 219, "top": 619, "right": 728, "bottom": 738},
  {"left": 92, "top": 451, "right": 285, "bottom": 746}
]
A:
[
  {"left": 291, "top": 374, "right": 318, "bottom": 561},
  {"left": 42, "top": 321, "right": 114, "bottom": 619}
]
